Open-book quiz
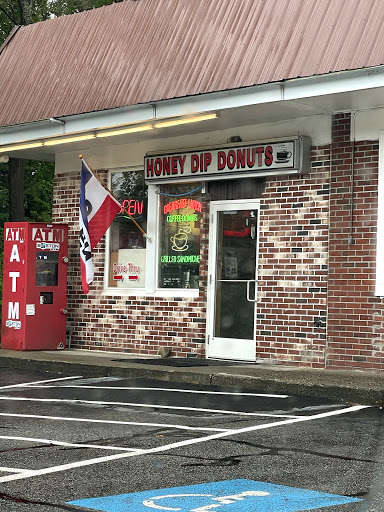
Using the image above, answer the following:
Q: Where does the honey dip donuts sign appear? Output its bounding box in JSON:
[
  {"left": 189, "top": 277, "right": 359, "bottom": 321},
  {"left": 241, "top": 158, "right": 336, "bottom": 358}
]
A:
[{"left": 145, "top": 137, "right": 310, "bottom": 183}]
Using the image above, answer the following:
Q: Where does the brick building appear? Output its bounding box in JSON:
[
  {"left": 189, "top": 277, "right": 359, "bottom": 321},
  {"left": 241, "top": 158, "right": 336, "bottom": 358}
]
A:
[{"left": 0, "top": 0, "right": 384, "bottom": 370}]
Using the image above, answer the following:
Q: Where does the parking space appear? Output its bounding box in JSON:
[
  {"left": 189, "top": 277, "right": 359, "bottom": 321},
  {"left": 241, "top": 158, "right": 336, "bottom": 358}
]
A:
[{"left": 0, "top": 368, "right": 382, "bottom": 511}]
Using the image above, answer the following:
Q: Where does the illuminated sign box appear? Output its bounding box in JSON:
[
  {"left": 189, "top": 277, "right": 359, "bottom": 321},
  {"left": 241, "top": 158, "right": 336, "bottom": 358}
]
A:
[
  {"left": 159, "top": 195, "right": 202, "bottom": 289},
  {"left": 145, "top": 136, "right": 311, "bottom": 183}
]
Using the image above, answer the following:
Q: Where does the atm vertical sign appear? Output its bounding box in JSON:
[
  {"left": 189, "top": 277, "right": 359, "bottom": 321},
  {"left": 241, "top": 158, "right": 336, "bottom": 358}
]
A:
[{"left": 1, "top": 225, "right": 26, "bottom": 348}]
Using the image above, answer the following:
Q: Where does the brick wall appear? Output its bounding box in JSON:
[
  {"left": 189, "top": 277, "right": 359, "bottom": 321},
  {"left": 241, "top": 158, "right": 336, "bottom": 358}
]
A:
[
  {"left": 327, "top": 113, "right": 384, "bottom": 370},
  {"left": 52, "top": 170, "right": 208, "bottom": 357},
  {"left": 256, "top": 146, "right": 330, "bottom": 367},
  {"left": 52, "top": 157, "right": 331, "bottom": 365},
  {"left": 52, "top": 116, "right": 384, "bottom": 370}
]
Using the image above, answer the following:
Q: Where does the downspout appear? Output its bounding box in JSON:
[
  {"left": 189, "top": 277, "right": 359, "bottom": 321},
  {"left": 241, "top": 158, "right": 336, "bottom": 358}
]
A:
[
  {"left": 349, "top": 111, "right": 356, "bottom": 245},
  {"left": 326, "top": 111, "right": 357, "bottom": 368},
  {"left": 325, "top": 117, "right": 333, "bottom": 368}
]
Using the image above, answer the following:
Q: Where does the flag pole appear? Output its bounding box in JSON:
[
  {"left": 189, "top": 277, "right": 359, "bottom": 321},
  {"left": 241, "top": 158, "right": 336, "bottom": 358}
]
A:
[{"left": 79, "top": 155, "right": 151, "bottom": 240}]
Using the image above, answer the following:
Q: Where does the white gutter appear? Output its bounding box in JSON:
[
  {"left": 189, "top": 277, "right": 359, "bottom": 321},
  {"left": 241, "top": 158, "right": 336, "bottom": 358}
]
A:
[{"left": 1, "top": 65, "right": 384, "bottom": 147}]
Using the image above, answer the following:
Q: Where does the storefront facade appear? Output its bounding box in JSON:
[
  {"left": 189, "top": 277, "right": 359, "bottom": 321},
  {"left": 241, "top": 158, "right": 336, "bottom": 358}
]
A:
[
  {"left": 45, "top": 107, "right": 383, "bottom": 370},
  {"left": 1, "top": 0, "right": 384, "bottom": 370}
]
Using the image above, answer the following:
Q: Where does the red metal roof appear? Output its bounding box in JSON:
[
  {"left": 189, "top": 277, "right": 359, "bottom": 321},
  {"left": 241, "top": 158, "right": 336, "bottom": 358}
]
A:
[{"left": 1, "top": 0, "right": 384, "bottom": 127}]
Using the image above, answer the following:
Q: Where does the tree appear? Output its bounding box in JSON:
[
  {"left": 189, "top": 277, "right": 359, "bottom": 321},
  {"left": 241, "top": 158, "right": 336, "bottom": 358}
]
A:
[
  {"left": 0, "top": 0, "right": 115, "bottom": 320},
  {"left": 8, "top": 158, "right": 25, "bottom": 221},
  {"left": 0, "top": 0, "right": 116, "bottom": 225},
  {"left": 0, "top": 159, "right": 54, "bottom": 313},
  {"left": 0, "top": 0, "right": 51, "bottom": 41},
  {"left": 0, "top": 0, "right": 52, "bottom": 224},
  {"left": 50, "top": 0, "right": 116, "bottom": 17}
]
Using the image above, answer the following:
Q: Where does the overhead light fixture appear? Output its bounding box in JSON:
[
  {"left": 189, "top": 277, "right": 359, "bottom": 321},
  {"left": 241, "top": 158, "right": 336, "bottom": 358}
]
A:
[
  {"left": 96, "top": 124, "right": 153, "bottom": 138},
  {"left": 154, "top": 113, "right": 218, "bottom": 129},
  {"left": 0, "top": 112, "right": 219, "bottom": 153},
  {"left": 0, "top": 142, "right": 43, "bottom": 152},
  {"left": 44, "top": 134, "right": 96, "bottom": 146}
]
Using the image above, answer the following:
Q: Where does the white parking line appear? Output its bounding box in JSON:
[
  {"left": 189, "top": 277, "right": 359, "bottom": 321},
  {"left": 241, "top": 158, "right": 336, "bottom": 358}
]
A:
[
  {"left": 0, "top": 436, "right": 141, "bottom": 452},
  {"left": 25, "top": 385, "right": 289, "bottom": 398},
  {"left": 0, "top": 467, "right": 25, "bottom": 473},
  {"left": 0, "top": 396, "right": 298, "bottom": 418},
  {"left": 0, "top": 413, "right": 230, "bottom": 432},
  {"left": 0, "top": 376, "right": 83, "bottom": 391},
  {"left": 0, "top": 404, "right": 369, "bottom": 484}
]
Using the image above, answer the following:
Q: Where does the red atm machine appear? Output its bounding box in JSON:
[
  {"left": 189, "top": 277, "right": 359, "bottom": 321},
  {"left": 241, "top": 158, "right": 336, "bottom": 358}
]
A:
[{"left": 1, "top": 222, "right": 69, "bottom": 350}]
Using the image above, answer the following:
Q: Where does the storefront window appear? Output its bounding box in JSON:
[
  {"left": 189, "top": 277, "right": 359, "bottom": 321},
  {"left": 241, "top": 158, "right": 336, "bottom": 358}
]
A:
[
  {"left": 108, "top": 170, "right": 147, "bottom": 289},
  {"left": 159, "top": 183, "right": 202, "bottom": 289}
]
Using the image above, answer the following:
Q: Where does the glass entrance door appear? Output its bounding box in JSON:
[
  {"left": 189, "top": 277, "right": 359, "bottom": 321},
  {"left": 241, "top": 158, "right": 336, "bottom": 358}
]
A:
[{"left": 207, "top": 200, "right": 259, "bottom": 361}]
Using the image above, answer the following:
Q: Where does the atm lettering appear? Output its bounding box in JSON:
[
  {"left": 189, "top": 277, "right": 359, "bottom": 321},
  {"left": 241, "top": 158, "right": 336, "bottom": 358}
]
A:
[
  {"left": 42, "top": 228, "right": 52, "bottom": 240},
  {"left": 53, "top": 229, "right": 64, "bottom": 242},
  {"left": 6, "top": 227, "right": 24, "bottom": 242},
  {"left": 33, "top": 228, "right": 43, "bottom": 241},
  {"left": 32, "top": 227, "right": 64, "bottom": 242},
  {"left": 9, "top": 244, "right": 20, "bottom": 262},
  {"left": 9, "top": 272, "right": 20, "bottom": 292},
  {"left": 8, "top": 302, "right": 19, "bottom": 320}
]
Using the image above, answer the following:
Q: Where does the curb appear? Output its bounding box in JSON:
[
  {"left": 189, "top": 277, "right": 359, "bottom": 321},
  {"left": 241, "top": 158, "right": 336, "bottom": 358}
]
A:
[{"left": 0, "top": 354, "right": 383, "bottom": 406}]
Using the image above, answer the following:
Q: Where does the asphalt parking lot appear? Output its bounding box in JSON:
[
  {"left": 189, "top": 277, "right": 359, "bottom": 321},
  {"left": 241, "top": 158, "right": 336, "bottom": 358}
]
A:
[{"left": 0, "top": 367, "right": 383, "bottom": 511}]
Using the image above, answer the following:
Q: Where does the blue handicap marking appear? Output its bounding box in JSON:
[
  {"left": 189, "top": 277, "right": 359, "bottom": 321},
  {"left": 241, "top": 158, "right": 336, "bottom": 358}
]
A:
[{"left": 67, "top": 479, "right": 362, "bottom": 511}]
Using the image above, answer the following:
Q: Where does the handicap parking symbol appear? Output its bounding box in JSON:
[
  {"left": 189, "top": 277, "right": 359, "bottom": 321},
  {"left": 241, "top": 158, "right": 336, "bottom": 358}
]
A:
[{"left": 67, "top": 479, "right": 362, "bottom": 512}]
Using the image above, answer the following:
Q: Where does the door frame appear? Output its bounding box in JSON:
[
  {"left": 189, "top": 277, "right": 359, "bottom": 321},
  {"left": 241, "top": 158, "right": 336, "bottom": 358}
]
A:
[{"left": 206, "top": 199, "right": 260, "bottom": 361}]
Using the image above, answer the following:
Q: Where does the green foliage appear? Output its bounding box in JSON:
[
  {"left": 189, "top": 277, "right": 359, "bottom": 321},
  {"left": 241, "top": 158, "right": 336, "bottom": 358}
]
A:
[
  {"left": 0, "top": 0, "right": 51, "bottom": 41},
  {"left": 0, "top": 0, "right": 116, "bottom": 329},
  {"left": 24, "top": 160, "right": 54, "bottom": 222},
  {"left": 49, "top": 0, "right": 116, "bottom": 17},
  {"left": 0, "top": 162, "right": 8, "bottom": 226},
  {"left": 0, "top": 160, "right": 54, "bottom": 321},
  {"left": 0, "top": 0, "right": 117, "bottom": 43}
]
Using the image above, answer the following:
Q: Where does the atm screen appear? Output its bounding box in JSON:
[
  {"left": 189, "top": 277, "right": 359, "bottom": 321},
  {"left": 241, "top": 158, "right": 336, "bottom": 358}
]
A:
[{"left": 36, "top": 252, "right": 59, "bottom": 287}]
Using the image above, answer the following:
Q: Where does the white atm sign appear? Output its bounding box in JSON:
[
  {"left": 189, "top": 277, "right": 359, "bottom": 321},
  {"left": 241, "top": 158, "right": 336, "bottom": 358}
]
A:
[{"left": 32, "top": 227, "right": 65, "bottom": 242}]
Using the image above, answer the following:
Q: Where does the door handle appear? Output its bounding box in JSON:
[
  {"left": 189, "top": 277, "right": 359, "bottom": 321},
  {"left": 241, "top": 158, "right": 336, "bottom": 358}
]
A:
[{"left": 246, "top": 280, "right": 257, "bottom": 302}]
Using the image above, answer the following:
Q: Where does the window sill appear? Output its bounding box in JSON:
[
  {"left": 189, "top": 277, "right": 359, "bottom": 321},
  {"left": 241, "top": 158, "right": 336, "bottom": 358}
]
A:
[{"left": 102, "top": 287, "right": 200, "bottom": 299}]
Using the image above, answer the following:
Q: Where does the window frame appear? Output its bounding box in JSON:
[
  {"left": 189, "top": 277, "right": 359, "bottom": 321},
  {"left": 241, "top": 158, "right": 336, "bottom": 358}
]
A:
[{"left": 103, "top": 167, "right": 200, "bottom": 298}]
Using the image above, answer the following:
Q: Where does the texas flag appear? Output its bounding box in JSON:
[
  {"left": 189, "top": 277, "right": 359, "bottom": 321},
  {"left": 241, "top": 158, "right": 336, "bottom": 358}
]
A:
[{"left": 79, "top": 159, "right": 121, "bottom": 294}]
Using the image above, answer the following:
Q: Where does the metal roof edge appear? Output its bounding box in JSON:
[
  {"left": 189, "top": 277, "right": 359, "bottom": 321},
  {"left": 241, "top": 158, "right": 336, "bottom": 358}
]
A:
[
  {"left": 1, "top": 65, "right": 384, "bottom": 147},
  {"left": 0, "top": 25, "right": 21, "bottom": 56}
]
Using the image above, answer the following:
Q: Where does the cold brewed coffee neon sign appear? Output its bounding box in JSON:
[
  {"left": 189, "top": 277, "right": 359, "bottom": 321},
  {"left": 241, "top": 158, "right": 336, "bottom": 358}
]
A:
[{"left": 163, "top": 199, "right": 202, "bottom": 215}]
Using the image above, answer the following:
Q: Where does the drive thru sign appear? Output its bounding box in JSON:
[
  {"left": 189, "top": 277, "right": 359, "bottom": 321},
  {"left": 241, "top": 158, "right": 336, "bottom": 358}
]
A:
[{"left": 67, "top": 479, "right": 362, "bottom": 511}]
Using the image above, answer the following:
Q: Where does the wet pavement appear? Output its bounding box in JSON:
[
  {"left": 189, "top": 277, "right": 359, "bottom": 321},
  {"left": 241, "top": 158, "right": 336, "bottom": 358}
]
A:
[
  {"left": 1, "top": 348, "right": 384, "bottom": 406},
  {"left": 0, "top": 367, "right": 383, "bottom": 511}
]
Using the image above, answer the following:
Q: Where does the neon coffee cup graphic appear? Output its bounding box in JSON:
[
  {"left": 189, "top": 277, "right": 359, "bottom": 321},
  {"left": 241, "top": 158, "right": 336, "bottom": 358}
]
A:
[
  {"left": 275, "top": 144, "right": 292, "bottom": 163},
  {"left": 171, "top": 226, "right": 191, "bottom": 251}
]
